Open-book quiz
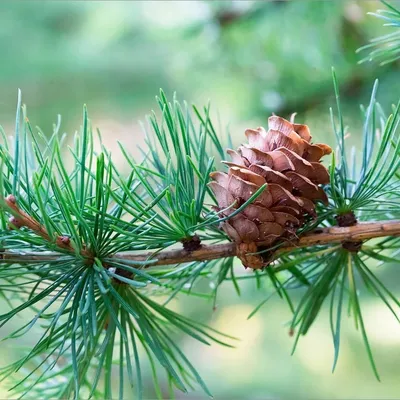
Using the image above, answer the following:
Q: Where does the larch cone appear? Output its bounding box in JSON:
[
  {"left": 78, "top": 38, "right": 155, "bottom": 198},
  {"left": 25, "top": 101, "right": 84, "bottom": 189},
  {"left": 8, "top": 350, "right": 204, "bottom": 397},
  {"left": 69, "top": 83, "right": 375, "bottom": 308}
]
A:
[{"left": 209, "top": 115, "right": 332, "bottom": 270}]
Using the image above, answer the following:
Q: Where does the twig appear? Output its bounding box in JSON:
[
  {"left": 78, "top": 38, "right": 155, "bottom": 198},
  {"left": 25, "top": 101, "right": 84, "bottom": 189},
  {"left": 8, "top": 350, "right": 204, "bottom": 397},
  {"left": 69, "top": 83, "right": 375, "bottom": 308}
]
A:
[
  {"left": 2, "top": 220, "right": 400, "bottom": 267},
  {"left": 5, "top": 195, "right": 91, "bottom": 257}
]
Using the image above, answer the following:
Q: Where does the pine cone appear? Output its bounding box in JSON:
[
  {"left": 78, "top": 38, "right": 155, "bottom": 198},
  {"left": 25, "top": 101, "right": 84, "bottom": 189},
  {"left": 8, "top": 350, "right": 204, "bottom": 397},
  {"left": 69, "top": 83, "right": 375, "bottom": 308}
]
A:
[{"left": 209, "top": 115, "right": 332, "bottom": 269}]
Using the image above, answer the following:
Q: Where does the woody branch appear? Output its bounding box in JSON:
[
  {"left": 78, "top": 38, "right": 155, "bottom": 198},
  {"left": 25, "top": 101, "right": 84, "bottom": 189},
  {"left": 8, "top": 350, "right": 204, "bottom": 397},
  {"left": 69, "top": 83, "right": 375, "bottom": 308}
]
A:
[{"left": 1, "top": 217, "right": 400, "bottom": 267}]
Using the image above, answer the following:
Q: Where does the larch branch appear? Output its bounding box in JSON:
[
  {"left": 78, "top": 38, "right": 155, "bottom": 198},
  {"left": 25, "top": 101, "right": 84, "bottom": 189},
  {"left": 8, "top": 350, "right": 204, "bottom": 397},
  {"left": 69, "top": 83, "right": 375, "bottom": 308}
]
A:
[
  {"left": 5, "top": 195, "right": 91, "bottom": 256},
  {"left": 1, "top": 220, "right": 400, "bottom": 267}
]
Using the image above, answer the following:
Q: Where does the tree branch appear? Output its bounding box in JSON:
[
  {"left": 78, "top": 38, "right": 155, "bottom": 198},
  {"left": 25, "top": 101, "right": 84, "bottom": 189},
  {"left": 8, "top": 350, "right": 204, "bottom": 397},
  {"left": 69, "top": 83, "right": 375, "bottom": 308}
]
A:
[
  {"left": 2, "top": 220, "right": 400, "bottom": 267},
  {"left": 5, "top": 195, "right": 91, "bottom": 257}
]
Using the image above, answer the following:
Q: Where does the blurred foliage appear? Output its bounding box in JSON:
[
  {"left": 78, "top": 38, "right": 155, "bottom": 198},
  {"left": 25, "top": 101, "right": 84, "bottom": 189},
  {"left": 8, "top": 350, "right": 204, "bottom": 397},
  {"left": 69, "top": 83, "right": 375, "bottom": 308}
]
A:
[
  {"left": 358, "top": 0, "right": 400, "bottom": 65},
  {"left": 0, "top": 1, "right": 398, "bottom": 134},
  {"left": 1, "top": 0, "right": 400, "bottom": 399}
]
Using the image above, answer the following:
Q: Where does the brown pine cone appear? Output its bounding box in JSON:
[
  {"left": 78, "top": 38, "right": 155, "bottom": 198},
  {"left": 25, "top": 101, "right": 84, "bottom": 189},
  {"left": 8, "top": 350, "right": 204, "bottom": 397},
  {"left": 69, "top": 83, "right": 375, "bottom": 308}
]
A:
[{"left": 209, "top": 115, "right": 332, "bottom": 269}]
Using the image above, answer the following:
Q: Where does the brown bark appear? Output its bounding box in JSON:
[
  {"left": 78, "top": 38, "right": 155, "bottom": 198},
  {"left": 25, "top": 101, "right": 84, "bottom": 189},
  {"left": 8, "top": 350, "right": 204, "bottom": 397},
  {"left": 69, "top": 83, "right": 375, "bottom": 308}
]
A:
[
  {"left": 5, "top": 195, "right": 91, "bottom": 257},
  {"left": 2, "top": 220, "right": 400, "bottom": 267},
  {"left": 113, "top": 220, "right": 400, "bottom": 265}
]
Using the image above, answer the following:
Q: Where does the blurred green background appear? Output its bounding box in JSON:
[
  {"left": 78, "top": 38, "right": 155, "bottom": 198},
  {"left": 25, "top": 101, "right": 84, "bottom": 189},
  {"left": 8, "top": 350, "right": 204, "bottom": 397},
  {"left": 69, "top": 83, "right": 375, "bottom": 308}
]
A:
[{"left": 1, "top": 0, "right": 400, "bottom": 399}]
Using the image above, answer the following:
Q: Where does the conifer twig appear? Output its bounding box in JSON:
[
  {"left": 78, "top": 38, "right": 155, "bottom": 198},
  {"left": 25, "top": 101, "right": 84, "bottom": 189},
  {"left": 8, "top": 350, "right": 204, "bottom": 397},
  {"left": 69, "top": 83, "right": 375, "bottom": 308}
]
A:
[
  {"left": 4, "top": 195, "right": 90, "bottom": 256},
  {"left": 2, "top": 220, "right": 400, "bottom": 266},
  {"left": 114, "top": 219, "right": 400, "bottom": 265}
]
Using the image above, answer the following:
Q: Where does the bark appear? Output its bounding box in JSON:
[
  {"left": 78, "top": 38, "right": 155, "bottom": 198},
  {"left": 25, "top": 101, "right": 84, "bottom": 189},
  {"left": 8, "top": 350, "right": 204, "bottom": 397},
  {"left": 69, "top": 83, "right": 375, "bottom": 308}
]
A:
[{"left": 2, "top": 220, "right": 399, "bottom": 267}]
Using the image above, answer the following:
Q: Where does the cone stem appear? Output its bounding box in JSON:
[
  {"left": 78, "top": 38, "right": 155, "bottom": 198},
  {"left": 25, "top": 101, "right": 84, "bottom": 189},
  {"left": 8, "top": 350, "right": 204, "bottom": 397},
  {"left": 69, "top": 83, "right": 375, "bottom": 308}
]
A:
[{"left": 2, "top": 220, "right": 400, "bottom": 267}]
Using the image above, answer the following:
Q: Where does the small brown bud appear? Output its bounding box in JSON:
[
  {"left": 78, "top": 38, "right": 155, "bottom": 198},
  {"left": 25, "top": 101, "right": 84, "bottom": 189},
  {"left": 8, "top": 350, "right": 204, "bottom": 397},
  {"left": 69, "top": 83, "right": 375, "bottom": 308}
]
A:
[
  {"left": 103, "top": 318, "right": 109, "bottom": 330},
  {"left": 8, "top": 216, "right": 23, "bottom": 229},
  {"left": 342, "top": 240, "right": 363, "bottom": 253},
  {"left": 58, "top": 235, "right": 71, "bottom": 245},
  {"left": 181, "top": 235, "right": 202, "bottom": 252},
  {"left": 335, "top": 211, "right": 357, "bottom": 227},
  {"left": 6, "top": 194, "right": 16, "bottom": 204}
]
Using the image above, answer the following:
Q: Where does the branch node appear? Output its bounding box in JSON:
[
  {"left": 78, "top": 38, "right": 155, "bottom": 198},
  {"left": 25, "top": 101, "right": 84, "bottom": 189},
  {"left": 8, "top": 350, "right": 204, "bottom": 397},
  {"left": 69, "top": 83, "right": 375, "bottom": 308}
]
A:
[
  {"left": 335, "top": 211, "right": 362, "bottom": 252},
  {"left": 342, "top": 240, "right": 363, "bottom": 253},
  {"left": 113, "top": 267, "right": 133, "bottom": 284},
  {"left": 181, "top": 235, "right": 202, "bottom": 252},
  {"left": 335, "top": 211, "right": 357, "bottom": 227},
  {"left": 6, "top": 194, "right": 16, "bottom": 204},
  {"left": 57, "top": 235, "right": 71, "bottom": 246},
  {"left": 8, "top": 216, "right": 23, "bottom": 229}
]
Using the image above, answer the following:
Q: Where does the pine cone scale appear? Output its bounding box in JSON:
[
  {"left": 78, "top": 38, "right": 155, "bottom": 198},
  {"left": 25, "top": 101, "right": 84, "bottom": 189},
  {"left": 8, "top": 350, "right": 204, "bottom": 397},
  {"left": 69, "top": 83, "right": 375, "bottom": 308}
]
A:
[
  {"left": 240, "top": 146, "right": 274, "bottom": 167},
  {"left": 310, "top": 162, "right": 330, "bottom": 184},
  {"left": 264, "top": 150, "right": 294, "bottom": 171},
  {"left": 248, "top": 165, "right": 293, "bottom": 190},
  {"left": 242, "top": 204, "right": 274, "bottom": 222}
]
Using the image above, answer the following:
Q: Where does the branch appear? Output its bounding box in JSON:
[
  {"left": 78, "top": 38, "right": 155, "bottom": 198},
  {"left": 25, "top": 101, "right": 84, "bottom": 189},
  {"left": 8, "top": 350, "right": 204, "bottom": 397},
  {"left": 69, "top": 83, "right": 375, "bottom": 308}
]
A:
[
  {"left": 5, "top": 195, "right": 91, "bottom": 257},
  {"left": 2, "top": 220, "right": 400, "bottom": 267}
]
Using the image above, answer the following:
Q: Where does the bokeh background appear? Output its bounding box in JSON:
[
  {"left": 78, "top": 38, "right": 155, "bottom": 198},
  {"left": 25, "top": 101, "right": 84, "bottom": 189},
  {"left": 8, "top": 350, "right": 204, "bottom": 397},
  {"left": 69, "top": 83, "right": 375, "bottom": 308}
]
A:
[{"left": 1, "top": 1, "right": 400, "bottom": 399}]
